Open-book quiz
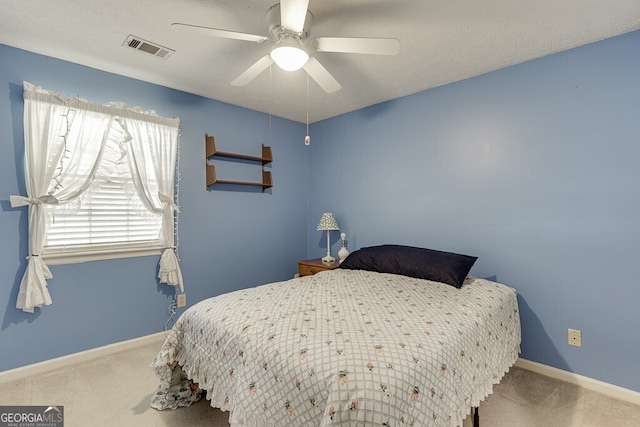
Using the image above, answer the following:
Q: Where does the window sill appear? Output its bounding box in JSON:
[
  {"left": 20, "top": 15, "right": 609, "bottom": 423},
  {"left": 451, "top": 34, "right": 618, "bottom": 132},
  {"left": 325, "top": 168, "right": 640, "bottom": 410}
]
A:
[{"left": 43, "top": 246, "right": 165, "bottom": 265}]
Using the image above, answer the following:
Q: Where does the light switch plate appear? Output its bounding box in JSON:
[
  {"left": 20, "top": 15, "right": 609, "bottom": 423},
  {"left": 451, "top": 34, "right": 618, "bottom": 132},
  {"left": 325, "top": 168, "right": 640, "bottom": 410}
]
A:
[{"left": 568, "top": 328, "right": 582, "bottom": 347}]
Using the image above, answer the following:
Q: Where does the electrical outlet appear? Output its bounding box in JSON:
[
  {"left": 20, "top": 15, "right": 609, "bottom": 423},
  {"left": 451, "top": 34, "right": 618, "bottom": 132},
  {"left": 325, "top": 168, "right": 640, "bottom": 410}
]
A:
[
  {"left": 568, "top": 328, "right": 582, "bottom": 347},
  {"left": 177, "top": 293, "right": 187, "bottom": 308}
]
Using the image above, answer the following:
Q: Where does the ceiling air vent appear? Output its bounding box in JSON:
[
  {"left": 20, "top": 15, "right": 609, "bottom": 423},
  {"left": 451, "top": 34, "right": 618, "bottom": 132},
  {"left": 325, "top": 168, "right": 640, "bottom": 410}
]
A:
[{"left": 123, "top": 35, "right": 174, "bottom": 59}]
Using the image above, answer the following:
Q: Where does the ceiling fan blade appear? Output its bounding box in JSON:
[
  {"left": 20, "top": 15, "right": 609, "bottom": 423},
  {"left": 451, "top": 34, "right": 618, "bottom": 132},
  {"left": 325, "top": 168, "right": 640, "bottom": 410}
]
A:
[
  {"left": 171, "top": 23, "right": 268, "bottom": 43},
  {"left": 231, "top": 55, "right": 274, "bottom": 86},
  {"left": 304, "top": 57, "right": 341, "bottom": 94},
  {"left": 315, "top": 37, "right": 400, "bottom": 55},
  {"left": 280, "top": 0, "right": 309, "bottom": 33}
]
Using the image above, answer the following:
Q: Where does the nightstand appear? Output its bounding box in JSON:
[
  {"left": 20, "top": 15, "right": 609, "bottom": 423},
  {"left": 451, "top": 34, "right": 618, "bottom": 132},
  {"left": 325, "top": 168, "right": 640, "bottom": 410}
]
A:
[{"left": 297, "top": 258, "right": 340, "bottom": 277}]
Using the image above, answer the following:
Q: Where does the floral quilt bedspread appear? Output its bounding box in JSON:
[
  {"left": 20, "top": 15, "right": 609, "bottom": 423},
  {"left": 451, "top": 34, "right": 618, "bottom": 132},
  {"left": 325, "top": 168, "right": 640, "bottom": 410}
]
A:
[{"left": 151, "top": 269, "right": 521, "bottom": 426}]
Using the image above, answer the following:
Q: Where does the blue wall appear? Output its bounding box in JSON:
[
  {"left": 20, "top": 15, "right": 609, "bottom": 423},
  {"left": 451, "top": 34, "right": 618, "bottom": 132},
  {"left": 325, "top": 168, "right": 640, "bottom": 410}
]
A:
[
  {"left": 0, "top": 44, "right": 308, "bottom": 371},
  {"left": 307, "top": 30, "right": 640, "bottom": 392},
  {"left": 2, "top": 29, "right": 639, "bottom": 394}
]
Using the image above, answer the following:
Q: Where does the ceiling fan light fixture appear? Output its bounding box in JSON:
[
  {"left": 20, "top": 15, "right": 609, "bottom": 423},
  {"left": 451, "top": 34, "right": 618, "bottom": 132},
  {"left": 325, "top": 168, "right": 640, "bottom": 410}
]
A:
[{"left": 270, "top": 46, "right": 309, "bottom": 71}]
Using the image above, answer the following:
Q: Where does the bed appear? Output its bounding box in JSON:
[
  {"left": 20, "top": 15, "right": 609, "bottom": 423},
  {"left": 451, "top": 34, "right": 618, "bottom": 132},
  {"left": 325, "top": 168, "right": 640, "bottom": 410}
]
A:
[{"left": 151, "top": 245, "right": 521, "bottom": 426}]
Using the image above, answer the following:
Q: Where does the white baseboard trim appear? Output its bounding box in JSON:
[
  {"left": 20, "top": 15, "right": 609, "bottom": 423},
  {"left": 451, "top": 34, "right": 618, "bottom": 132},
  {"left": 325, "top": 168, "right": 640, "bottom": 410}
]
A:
[
  {"left": 0, "top": 331, "right": 166, "bottom": 384},
  {"left": 515, "top": 358, "right": 640, "bottom": 406},
  {"left": 2, "top": 336, "right": 638, "bottom": 407}
]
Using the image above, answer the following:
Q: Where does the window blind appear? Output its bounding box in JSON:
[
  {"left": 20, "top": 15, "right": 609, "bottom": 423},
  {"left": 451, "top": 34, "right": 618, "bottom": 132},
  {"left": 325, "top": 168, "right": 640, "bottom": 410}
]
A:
[{"left": 44, "top": 176, "right": 163, "bottom": 251}]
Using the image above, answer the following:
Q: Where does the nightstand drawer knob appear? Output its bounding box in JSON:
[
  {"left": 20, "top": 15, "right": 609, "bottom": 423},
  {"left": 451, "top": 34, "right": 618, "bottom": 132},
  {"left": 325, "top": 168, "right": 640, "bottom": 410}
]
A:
[{"left": 310, "top": 268, "right": 317, "bottom": 274}]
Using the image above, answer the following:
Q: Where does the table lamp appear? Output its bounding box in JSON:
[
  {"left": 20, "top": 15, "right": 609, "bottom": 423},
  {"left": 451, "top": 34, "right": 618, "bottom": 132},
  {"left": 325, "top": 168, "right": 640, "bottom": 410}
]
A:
[{"left": 316, "top": 213, "right": 340, "bottom": 264}]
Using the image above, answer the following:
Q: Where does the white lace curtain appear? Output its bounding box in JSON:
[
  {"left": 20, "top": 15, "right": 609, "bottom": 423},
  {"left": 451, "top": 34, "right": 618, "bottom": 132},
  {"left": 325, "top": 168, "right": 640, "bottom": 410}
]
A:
[{"left": 10, "top": 81, "right": 183, "bottom": 313}]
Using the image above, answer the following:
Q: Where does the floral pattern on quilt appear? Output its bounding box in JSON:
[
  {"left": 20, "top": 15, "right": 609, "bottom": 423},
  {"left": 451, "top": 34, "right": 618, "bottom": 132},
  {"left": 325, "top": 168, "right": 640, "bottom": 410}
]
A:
[{"left": 151, "top": 269, "right": 521, "bottom": 427}]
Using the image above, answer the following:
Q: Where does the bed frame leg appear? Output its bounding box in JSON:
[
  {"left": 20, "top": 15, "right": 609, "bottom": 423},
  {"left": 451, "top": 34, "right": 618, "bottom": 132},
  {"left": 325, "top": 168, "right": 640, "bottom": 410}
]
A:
[{"left": 473, "top": 407, "right": 479, "bottom": 427}]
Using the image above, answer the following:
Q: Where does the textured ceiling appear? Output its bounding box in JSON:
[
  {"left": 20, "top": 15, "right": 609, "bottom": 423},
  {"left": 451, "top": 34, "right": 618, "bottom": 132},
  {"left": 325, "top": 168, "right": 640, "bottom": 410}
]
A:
[{"left": 1, "top": 0, "right": 639, "bottom": 123}]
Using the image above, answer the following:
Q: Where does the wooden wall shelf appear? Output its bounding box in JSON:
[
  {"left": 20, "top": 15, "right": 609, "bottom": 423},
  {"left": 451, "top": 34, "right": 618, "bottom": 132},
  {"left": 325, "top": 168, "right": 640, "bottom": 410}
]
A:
[{"left": 205, "top": 133, "right": 273, "bottom": 191}]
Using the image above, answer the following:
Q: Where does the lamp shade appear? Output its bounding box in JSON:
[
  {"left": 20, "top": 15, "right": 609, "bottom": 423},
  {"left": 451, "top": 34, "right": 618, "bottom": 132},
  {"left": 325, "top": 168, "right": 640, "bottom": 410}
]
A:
[
  {"left": 270, "top": 46, "right": 309, "bottom": 71},
  {"left": 316, "top": 213, "right": 340, "bottom": 231}
]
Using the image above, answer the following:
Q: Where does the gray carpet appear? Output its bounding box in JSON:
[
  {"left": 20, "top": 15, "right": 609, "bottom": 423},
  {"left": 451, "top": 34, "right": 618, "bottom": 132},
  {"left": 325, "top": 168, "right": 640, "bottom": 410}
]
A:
[{"left": 1, "top": 341, "right": 639, "bottom": 426}]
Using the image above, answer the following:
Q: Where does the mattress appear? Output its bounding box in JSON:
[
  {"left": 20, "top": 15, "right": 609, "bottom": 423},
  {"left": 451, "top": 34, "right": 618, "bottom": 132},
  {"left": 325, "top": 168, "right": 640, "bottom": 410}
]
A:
[{"left": 151, "top": 269, "right": 521, "bottom": 426}]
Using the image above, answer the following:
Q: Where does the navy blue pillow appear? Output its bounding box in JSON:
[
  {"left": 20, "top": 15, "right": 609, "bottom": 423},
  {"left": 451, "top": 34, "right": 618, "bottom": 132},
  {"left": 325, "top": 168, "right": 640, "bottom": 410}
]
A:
[{"left": 339, "top": 244, "right": 477, "bottom": 288}]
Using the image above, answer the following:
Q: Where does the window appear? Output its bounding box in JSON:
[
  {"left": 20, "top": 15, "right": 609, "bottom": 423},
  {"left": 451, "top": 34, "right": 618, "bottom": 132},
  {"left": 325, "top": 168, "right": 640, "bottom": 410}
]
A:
[
  {"left": 42, "top": 120, "right": 165, "bottom": 264},
  {"left": 10, "top": 82, "right": 184, "bottom": 313}
]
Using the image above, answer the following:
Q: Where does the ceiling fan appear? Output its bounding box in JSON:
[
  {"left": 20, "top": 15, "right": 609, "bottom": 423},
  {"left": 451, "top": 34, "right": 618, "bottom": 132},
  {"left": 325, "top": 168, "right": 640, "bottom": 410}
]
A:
[{"left": 172, "top": 0, "right": 400, "bottom": 93}]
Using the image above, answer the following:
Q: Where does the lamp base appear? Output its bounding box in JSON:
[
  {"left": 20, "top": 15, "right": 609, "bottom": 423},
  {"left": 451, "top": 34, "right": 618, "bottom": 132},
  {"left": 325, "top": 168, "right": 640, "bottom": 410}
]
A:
[
  {"left": 322, "top": 255, "right": 336, "bottom": 265},
  {"left": 338, "top": 246, "right": 349, "bottom": 263}
]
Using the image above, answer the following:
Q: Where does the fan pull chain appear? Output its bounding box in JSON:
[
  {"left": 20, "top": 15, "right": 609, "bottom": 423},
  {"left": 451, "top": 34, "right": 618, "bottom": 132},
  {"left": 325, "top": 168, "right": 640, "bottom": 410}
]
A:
[
  {"left": 305, "top": 70, "right": 310, "bottom": 145},
  {"left": 269, "top": 64, "right": 273, "bottom": 143}
]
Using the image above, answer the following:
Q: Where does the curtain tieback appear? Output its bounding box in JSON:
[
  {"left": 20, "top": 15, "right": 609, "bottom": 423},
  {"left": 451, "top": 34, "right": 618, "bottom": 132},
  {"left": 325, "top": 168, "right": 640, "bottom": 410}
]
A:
[
  {"left": 158, "top": 192, "right": 180, "bottom": 212},
  {"left": 10, "top": 194, "right": 59, "bottom": 208}
]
